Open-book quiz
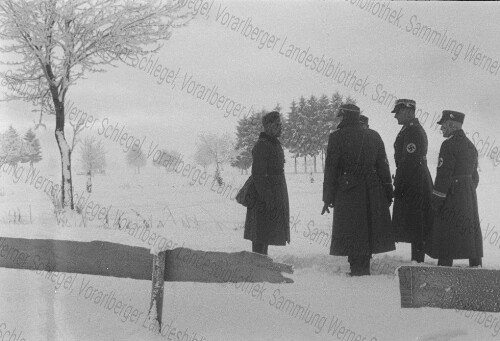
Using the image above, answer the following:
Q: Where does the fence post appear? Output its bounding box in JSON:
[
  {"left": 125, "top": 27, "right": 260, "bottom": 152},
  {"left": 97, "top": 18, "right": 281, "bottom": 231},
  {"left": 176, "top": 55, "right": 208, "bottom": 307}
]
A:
[{"left": 149, "top": 251, "right": 166, "bottom": 333}]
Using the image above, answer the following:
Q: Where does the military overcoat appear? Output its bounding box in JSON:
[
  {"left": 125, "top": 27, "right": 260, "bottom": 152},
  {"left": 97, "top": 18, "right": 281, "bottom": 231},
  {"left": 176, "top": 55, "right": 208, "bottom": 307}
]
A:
[
  {"left": 323, "top": 119, "right": 395, "bottom": 256},
  {"left": 244, "top": 132, "right": 290, "bottom": 245},
  {"left": 426, "top": 130, "right": 483, "bottom": 259},
  {"left": 392, "top": 118, "right": 434, "bottom": 243}
]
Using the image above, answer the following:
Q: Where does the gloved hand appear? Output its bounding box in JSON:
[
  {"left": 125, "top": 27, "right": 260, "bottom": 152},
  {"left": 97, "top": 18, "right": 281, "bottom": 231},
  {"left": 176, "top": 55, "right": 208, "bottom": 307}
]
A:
[
  {"left": 321, "top": 202, "right": 334, "bottom": 215},
  {"left": 431, "top": 195, "right": 445, "bottom": 212}
]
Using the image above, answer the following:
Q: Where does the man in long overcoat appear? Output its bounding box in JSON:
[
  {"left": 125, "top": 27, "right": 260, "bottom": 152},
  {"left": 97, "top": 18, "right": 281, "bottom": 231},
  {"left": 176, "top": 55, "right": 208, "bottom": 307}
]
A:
[
  {"left": 244, "top": 111, "right": 290, "bottom": 255},
  {"left": 322, "top": 104, "right": 395, "bottom": 276},
  {"left": 391, "top": 99, "right": 434, "bottom": 263},
  {"left": 426, "top": 110, "right": 483, "bottom": 267}
]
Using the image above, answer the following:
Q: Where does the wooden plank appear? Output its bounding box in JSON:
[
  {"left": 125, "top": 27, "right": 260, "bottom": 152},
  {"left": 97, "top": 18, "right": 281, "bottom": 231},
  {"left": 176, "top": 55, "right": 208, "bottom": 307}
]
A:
[
  {"left": 0, "top": 237, "right": 293, "bottom": 335},
  {"left": 0, "top": 238, "right": 294, "bottom": 284},
  {"left": 0, "top": 237, "right": 152, "bottom": 280},
  {"left": 398, "top": 265, "right": 500, "bottom": 312},
  {"left": 165, "top": 248, "right": 294, "bottom": 283}
]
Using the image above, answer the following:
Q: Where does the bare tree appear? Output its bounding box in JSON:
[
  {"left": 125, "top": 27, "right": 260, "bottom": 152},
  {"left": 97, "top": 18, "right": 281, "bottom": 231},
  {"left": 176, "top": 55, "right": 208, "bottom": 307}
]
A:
[
  {"left": 194, "top": 144, "right": 213, "bottom": 171},
  {"left": 78, "top": 136, "right": 106, "bottom": 193},
  {"left": 195, "top": 132, "right": 236, "bottom": 184},
  {"left": 0, "top": 0, "right": 189, "bottom": 209},
  {"left": 126, "top": 148, "right": 147, "bottom": 174}
]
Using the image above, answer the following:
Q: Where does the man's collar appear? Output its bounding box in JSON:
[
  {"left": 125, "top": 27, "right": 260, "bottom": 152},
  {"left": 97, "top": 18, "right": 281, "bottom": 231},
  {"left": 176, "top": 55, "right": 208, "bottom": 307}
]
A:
[
  {"left": 448, "top": 129, "right": 465, "bottom": 140},
  {"left": 337, "top": 116, "right": 362, "bottom": 129},
  {"left": 404, "top": 117, "right": 420, "bottom": 127},
  {"left": 259, "top": 132, "right": 281, "bottom": 144}
]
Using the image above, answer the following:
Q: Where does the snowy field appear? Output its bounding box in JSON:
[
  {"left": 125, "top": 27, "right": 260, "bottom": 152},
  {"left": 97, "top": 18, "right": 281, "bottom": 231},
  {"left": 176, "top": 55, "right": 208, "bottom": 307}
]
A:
[{"left": 0, "top": 157, "right": 499, "bottom": 341}]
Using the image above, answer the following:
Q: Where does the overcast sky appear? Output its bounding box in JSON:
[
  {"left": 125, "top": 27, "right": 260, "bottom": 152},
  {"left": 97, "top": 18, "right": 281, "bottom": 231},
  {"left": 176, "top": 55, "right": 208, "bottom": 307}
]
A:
[{"left": 2, "top": 0, "right": 500, "bottom": 169}]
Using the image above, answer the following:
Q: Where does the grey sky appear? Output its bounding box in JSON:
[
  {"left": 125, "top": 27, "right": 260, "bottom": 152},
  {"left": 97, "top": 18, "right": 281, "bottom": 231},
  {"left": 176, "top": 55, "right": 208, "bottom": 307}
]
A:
[{"left": 1, "top": 0, "right": 500, "bottom": 168}]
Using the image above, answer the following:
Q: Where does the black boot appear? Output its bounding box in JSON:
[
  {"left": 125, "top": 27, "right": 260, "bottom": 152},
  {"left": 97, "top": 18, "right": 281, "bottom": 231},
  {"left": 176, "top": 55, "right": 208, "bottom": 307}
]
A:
[
  {"left": 252, "top": 242, "right": 268, "bottom": 255},
  {"left": 469, "top": 258, "right": 482, "bottom": 267},
  {"left": 437, "top": 258, "right": 453, "bottom": 266},
  {"left": 411, "top": 242, "right": 425, "bottom": 263},
  {"left": 348, "top": 255, "right": 371, "bottom": 276}
]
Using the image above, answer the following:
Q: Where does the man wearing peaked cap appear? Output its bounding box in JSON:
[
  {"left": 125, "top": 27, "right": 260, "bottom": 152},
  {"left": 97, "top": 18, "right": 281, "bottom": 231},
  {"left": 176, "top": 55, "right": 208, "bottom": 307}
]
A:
[
  {"left": 437, "top": 110, "right": 465, "bottom": 125},
  {"left": 323, "top": 103, "right": 395, "bottom": 276},
  {"left": 391, "top": 99, "right": 434, "bottom": 264},
  {"left": 391, "top": 98, "right": 416, "bottom": 113},
  {"left": 426, "top": 110, "right": 483, "bottom": 267}
]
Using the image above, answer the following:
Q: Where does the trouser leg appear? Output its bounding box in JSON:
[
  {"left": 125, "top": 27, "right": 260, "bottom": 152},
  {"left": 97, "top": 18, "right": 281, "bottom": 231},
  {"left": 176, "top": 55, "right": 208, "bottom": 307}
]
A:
[
  {"left": 348, "top": 255, "right": 371, "bottom": 276},
  {"left": 469, "top": 258, "right": 482, "bottom": 267},
  {"left": 437, "top": 258, "right": 453, "bottom": 266},
  {"left": 411, "top": 241, "right": 425, "bottom": 263},
  {"left": 252, "top": 242, "right": 268, "bottom": 255}
]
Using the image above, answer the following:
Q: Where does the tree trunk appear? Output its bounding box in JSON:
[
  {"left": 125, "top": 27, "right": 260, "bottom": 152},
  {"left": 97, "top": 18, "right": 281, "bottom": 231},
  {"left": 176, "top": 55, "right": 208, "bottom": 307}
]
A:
[
  {"left": 54, "top": 101, "right": 74, "bottom": 210},
  {"left": 313, "top": 155, "right": 317, "bottom": 173},
  {"left": 86, "top": 171, "right": 92, "bottom": 193},
  {"left": 294, "top": 157, "right": 297, "bottom": 174},
  {"left": 304, "top": 156, "right": 307, "bottom": 173}
]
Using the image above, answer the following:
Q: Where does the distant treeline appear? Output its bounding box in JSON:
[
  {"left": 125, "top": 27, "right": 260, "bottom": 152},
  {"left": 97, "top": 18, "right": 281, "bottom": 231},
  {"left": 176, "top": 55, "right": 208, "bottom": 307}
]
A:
[{"left": 232, "top": 92, "right": 356, "bottom": 173}]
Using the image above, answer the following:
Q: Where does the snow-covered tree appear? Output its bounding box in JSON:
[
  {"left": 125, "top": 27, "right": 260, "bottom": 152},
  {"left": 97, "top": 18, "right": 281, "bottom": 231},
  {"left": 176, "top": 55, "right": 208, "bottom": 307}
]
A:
[
  {"left": 21, "top": 128, "right": 42, "bottom": 167},
  {"left": 196, "top": 132, "right": 236, "bottom": 184},
  {"left": 232, "top": 110, "right": 264, "bottom": 173},
  {"left": 0, "top": 0, "right": 190, "bottom": 209},
  {"left": 79, "top": 136, "right": 106, "bottom": 193},
  {"left": 0, "top": 126, "right": 22, "bottom": 165},
  {"left": 126, "top": 148, "right": 147, "bottom": 174},
  {"left": 78, "top": 136, "right": 106, "bottom": 191},
  {"left": 230, "top": 149, "right": 252, "bottom": 174}
]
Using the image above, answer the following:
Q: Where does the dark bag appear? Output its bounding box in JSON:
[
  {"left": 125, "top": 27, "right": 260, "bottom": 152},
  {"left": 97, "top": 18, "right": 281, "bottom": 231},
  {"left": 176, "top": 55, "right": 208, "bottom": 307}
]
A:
[{"left": 236, "top": 176, "right": 257, "bottom": 207}]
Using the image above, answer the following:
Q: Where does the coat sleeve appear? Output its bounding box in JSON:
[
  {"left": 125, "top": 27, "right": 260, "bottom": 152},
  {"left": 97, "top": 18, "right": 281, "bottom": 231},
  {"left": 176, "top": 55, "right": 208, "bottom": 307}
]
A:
[
  {"left": 375, "top": 134, "right": 392, "bottom": 187},
  {"left": 433, "top": 141, "right": 455, "bottom": 198},
  {"left": 251, "top": 141, "right": 273, "bottom": 204},
  {"left": 472, "top": 155, "right": 480, "bottom": 189},
  {"left": 323, "top": 132, "right": 341, "bottom": 205},
  {"left": 395, "top": 126, "right": 426, "bottom": 190}
]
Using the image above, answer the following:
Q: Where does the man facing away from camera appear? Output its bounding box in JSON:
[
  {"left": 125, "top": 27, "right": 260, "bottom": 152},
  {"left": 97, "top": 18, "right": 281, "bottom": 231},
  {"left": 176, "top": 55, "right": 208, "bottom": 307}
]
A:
[
  {"left": 360, "top": 114, "right": 369, "bottom": 129},
  {"left": 426, "top": 110, "right": 483, "bottom": 267},
  {"left": 322, "top": 104, "right": 395, "bottom": 276},
  {"left": 244, "top": 111, "right": 290, "bottom": 255},
  {"left": 391, "top": 99, "right": 434, "bottom": 263}
]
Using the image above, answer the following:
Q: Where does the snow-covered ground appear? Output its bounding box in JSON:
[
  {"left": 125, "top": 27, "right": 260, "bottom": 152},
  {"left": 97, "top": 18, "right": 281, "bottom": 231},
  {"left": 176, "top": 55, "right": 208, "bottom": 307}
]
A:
[{"left": 0, "top": 158, "right": 499, "bottom": 341}]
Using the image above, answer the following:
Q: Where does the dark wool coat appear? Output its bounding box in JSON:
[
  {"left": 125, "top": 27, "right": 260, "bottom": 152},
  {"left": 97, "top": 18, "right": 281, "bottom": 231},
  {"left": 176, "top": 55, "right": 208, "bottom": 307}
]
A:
[
  {"left": 244, "top": 132, "right": 290, "bottom": 245},
  {"left": 392, "top": 118, "right": 434, "bottom": 243},
  {"left": 426, "top": 130, "right": 483, "bottom": 259},
  {"left": 323, "top": 119, "right": 395, "bottom": 256}
]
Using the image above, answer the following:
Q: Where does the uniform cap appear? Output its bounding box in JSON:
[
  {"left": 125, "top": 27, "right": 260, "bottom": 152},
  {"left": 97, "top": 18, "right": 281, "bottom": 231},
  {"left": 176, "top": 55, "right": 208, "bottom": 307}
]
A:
[
  {"left": 337, "top": 104, "right": 361, "bottom": 117},
  {"left": 437, "top": 110, "right": 465, "bottom": 125},
  {"left": 391, "top": 99, "right": 416, "bottom": 113}
]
